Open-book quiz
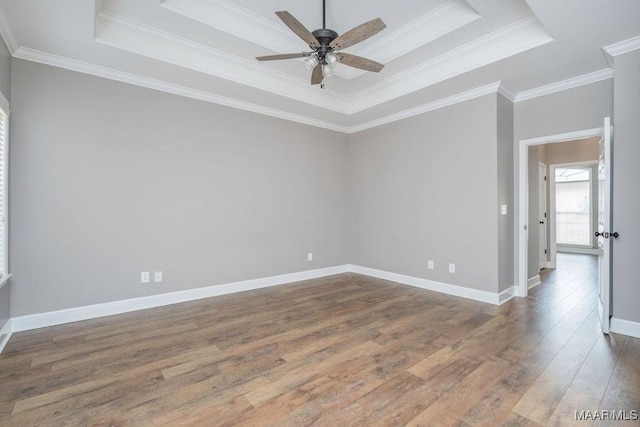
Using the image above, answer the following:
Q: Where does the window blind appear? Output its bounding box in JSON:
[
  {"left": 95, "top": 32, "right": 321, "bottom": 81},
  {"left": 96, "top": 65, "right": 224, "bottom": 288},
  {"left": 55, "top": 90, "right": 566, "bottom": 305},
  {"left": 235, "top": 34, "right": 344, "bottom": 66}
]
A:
[{"left": 556, "top": 180, "right": 591, "bottom": 246}]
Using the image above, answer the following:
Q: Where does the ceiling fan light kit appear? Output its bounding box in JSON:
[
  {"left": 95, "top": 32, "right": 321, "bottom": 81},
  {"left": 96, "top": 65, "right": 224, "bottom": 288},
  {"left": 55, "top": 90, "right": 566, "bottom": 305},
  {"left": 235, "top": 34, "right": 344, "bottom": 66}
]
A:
[{"left": 256, "top": 0, "right": 387, "bottom": 85}]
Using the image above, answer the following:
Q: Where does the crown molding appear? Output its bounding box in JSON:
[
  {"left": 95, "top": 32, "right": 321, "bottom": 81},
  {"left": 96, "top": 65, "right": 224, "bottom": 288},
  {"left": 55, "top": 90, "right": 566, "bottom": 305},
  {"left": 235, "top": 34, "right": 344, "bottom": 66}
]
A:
[
  {"left": 514, "top": 68, "right": 613, "bottom": 103},
  {"left": 94, "top": 11, "right": 552, "bottom": 116},
  {"left": 9, "top": 47, "right": 508, "bottom": 135},
  {"left": 0, "top": 2, "right": 19, "bottom": 55},
  {"left": 12, "top": 47, "right": 350, "bottom": 133},
  {"left": 95, "top": 11, "right": 350, "bottom": 114},
  {"left": 348, "top": 15, "right": 553, "bottom": 113},
  {"left": 344, "top": 0, "right": 480, "bottom": 79},
  {"left": 9, "top": 46, "right": 618, "bottom": 136},
  {"left": 348, "top": 81, "right": 501, "bottom": 134},
  {"left": 603, "top": 34, "right": 640, "bottom": 66},
  {"left": 497, "top": 83, "right": 516, "bottom": 102},
  {"left": 162, "top": 0, "right": 480, "bottom": 81},
  {"left": 160, "top": 0, "right": 303, "bottom": 55}
]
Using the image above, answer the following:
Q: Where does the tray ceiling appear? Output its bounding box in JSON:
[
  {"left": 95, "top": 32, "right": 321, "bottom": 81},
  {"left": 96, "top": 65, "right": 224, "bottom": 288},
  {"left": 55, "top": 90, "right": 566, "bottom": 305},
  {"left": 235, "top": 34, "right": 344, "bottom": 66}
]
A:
[{"left": 0, "top": 0, "right": 639, "bottom": 133}]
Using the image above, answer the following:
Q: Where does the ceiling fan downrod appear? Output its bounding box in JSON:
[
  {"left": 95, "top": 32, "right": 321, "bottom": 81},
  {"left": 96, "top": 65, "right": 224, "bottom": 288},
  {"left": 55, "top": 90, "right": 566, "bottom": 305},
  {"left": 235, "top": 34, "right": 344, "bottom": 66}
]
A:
[{"left": 323, "top": 0, "right": 326, "bottom": 29}]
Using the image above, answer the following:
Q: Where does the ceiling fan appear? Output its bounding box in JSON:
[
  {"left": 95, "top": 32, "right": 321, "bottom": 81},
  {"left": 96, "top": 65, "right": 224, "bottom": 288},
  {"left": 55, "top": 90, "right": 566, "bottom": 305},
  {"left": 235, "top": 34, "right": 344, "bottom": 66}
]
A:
[{"left": 256, "top": 0, "right": 387, "bottom": 86}]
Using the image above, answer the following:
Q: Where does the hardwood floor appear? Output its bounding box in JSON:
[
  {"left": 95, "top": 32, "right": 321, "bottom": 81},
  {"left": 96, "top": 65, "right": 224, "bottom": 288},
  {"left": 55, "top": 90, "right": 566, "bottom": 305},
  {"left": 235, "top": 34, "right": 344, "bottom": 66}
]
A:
[{"left": 1, "top": 254, "right": 638, "bottom": 426}]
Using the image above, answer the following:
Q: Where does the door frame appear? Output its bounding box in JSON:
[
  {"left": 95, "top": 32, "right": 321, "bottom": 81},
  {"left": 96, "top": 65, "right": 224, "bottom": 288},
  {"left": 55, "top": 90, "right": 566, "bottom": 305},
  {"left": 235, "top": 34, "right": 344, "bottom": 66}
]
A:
[
  {"left": 538, "top": 162, "right": 548, "bottom": 271},
  {"left": 516, "top": 127, "right": 604, "bottom": 298}
]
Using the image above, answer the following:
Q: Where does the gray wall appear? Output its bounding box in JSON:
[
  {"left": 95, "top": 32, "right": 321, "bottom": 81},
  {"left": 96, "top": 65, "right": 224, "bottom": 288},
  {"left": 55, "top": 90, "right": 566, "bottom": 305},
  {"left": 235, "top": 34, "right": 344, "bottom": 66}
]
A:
[
  {"left": 515, "top": 80, "right": 613, "bottom": 283},
  {"left": 612, "top": 49, "right": 640, "bottom": 324},
  {"left": 0, "top": 38, "right": 10, "bottom": 332},
  {"left": 348, "top": 94, "right": 500, "bottom": 293},
  {"left": 10, "top": 59, "right": 349, "bottom": 317},
  {"left": 497, "top": 95, "right": 514, "bottom": 292}
]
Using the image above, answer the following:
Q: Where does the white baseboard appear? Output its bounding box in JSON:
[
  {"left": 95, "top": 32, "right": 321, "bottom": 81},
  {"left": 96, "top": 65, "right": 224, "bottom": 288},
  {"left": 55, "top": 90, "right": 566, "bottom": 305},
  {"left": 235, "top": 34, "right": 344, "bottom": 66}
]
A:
[
  {"left": 0, "top": 318, "right": 12, "bottom": 354},
  {"left": 611, "top": 317, "right": 640, "bottom": 338},
  {"left": 347, "top": 265, "right": 504, "bottom": 305},
  {"left": 528, "top": 275, "right": 541, "bottom": 289},
  {"left": 499, "top": 286, "right": 515, "bottom": 304},
  {"left": 11, "top": 265, "right": 349, "bottom": 332},
  {"left": 9, "top": 263, "right": 518, "bottom": 333}
]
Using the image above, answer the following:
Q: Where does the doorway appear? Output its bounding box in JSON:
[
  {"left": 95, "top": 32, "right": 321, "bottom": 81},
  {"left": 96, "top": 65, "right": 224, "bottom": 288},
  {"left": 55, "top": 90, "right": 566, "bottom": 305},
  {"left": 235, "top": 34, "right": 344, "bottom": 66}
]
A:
[{"left": 516, "top": 127, "right": 606, "bottom": 299}]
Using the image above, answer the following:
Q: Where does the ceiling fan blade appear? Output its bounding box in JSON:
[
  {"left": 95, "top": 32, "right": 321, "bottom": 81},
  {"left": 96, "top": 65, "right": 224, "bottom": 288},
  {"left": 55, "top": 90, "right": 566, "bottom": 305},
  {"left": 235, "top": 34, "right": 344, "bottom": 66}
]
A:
[
  {"left": 275, "top": 11, "right": 320, "bottom": 49},
  {"left": 337, "top": 53, "right": 384, "bottom": 72},
  {"left": 311, "top": 63, "right": 323, "bottom": 85},
  {"left": 256, "top": 53, "right": 312, "bottom": 61},
  {"left": 330, "top": 18, "right": 386, "bottom": 51}
]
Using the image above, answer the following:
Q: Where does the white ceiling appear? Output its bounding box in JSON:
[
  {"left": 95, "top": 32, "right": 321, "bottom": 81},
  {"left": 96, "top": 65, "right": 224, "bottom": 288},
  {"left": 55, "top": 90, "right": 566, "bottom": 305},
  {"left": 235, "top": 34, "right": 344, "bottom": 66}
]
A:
[{"left": 0, "top": 0, "right": 639, "bottom": 133}]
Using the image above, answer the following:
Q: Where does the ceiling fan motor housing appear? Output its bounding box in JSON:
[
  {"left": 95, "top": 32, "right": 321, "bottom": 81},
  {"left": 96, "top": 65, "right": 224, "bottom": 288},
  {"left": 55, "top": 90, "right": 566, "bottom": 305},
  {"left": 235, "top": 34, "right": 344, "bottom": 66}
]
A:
[{"left": 311, "top": 28, "right": 338, "bottom": 61}]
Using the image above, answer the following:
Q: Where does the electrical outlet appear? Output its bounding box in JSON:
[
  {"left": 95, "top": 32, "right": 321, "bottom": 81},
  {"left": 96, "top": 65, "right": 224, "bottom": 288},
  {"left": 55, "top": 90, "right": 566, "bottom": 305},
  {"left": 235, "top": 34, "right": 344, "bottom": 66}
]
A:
[
  {"left": 449, "top": 263, "right": 456, "bottom": 273},
  {"left": 428, "top": 260, "right": 434, "bottom": 270},
  {"left": 307, "top": 252, "right": 313, "bottom": 261},
  {"left": 141, "top": 272, "right": 150, "bottom": 283},
  {"left": 154, "top": 271, "right": 163, "bottom": 283}
]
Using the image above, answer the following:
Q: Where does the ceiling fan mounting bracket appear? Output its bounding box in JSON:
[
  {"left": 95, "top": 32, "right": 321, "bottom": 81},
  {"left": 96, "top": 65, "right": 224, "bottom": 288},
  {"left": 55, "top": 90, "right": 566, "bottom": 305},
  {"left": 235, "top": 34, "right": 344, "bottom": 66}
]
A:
[{"left": 311, "top": 28, "right": 338, "bottom": 60}]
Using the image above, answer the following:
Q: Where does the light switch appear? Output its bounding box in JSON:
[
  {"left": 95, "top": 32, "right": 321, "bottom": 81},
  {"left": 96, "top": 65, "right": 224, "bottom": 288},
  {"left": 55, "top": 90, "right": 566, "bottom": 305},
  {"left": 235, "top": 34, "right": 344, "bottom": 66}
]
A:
[{"left": 501, "top": 205, "right": 508, "bottom": 215}]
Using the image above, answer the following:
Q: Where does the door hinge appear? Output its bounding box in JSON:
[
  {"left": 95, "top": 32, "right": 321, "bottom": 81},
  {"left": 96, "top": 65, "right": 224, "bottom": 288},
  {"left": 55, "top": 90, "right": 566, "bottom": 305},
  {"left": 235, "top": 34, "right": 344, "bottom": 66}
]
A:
[
  {"left": 544, "top": 176, "right": 547, "bottom": 181},
  {"left": 545, "top": 249, "right": 548, "bottom": 254},
  {"left": 544, "top": 212, "right": 547, "bottom": 218}
]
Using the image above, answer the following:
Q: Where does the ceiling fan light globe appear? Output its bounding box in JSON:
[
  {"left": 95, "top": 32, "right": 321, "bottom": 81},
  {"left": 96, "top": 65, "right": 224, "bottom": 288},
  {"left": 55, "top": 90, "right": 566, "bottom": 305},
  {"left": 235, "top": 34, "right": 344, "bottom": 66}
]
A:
[
  {"left": 304, "top": 55, "right": 319, "bottom": 70},
  {"left": 322, "top": 63, "right": 334, "bottom": 77},
  {"left": 325, "top": 51, "right": 338, "bottom": 64}
]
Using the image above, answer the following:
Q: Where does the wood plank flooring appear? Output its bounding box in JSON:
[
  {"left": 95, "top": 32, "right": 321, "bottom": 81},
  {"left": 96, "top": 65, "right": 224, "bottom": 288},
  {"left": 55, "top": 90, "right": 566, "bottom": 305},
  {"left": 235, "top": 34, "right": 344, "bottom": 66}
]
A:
[{"left": 1, "top": 254, "right": 638, "bottom": 426}]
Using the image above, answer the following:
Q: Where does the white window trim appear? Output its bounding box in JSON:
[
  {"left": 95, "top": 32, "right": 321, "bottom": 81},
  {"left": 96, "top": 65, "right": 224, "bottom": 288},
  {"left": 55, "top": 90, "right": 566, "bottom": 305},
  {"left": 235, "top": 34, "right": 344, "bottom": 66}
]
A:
[{"left": 0, "top": 88, "right": 10, "bottom": 289}]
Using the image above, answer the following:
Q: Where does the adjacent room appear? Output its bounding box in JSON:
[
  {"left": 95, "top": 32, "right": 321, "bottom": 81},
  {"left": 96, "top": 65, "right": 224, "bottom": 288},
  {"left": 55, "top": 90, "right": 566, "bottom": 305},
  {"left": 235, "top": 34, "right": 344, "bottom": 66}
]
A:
[{"left": 0, "top": 0, "right": 639, "bottom": 425}]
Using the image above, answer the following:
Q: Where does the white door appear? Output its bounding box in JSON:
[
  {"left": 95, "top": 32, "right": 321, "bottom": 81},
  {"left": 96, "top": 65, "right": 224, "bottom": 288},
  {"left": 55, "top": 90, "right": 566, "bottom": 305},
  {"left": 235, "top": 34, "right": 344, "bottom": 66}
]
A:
[
  {"left": 539, "top": 163, "right": 547, "bottom": 270},
  {"left": 597, "top": 117, "right": 612, "bottom": 334}
]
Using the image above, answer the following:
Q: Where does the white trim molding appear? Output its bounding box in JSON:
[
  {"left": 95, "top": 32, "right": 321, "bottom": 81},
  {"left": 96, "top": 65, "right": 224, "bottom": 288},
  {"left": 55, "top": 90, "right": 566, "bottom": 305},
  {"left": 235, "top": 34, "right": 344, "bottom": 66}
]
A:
[
  {"left": 610, "top": 317, "right": 640, "bottom": 339},
  {"left": 514, "top": 69, "right": 614, "bottom": 103},
  {"left": 603, "top": 35, "right": 640, "bottom": 66},
  {"left": 499, "top": 286, "right": 516, "bottom": 304},
  {"left": 349, "top": 15, "right": 553, "bottom": 112},
  {"left": 348, "top": 82, "right": 501, "bottom": 133},
  {"left": 12, "top": 47, "right": 350, "bottom": 134},
  {"left": 528, "top": 275, "right": 541, "bottom": 290},
  {"left": 348, "top": 264, "right": 506, "bottom": 305},
  {"left": 10, "top": 47, "right": 508, "bottom": 135},
  {"left": 0, "top": 318, "right": 12, "bottom": 354},
  {"left": 516, "top": 126, "right": 604, "bottom": 298},
  {"left": 11, "top": 265, "right": 349, "bottom": 332},
  {"left": 94, "top": 11, "right": 349, "bottom": 114},
  {"left": 95, "top": 9, "right": 551, "bottom": 115}
]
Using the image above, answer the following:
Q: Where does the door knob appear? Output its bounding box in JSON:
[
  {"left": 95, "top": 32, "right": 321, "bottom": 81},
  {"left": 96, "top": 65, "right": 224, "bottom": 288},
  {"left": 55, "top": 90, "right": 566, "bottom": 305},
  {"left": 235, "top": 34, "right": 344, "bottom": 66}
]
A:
[
  {"left": 612, "top": 232, "right": 619, "bottom": 238},
  {"left": 539, "top": 221, "right": 544, "bottom": 224},
  {"left": 595, "top": 231, "right": 603, "bottom": 237}
]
